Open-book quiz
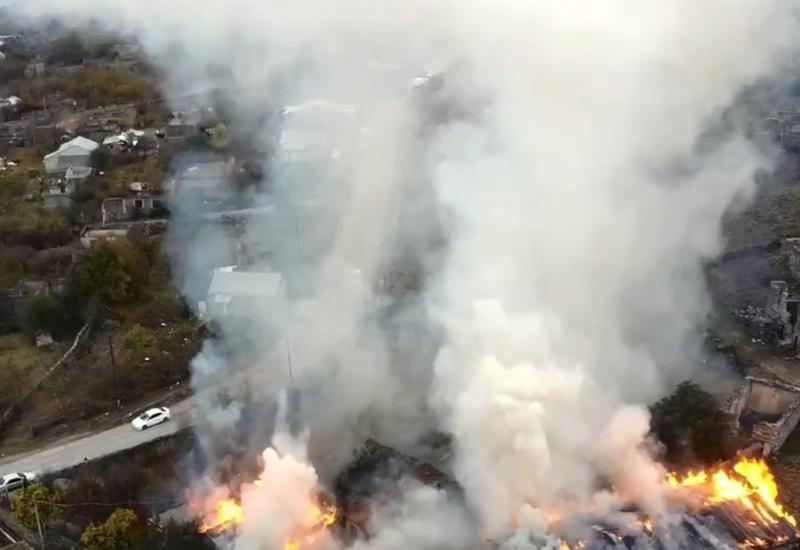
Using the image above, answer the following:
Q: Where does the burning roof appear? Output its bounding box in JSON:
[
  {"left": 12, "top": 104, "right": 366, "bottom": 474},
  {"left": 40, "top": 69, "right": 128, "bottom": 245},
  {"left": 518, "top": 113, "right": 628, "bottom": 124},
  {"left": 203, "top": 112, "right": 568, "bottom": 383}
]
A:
[{"left": 190, "top": 438, "right": 800, "bottom": 550}]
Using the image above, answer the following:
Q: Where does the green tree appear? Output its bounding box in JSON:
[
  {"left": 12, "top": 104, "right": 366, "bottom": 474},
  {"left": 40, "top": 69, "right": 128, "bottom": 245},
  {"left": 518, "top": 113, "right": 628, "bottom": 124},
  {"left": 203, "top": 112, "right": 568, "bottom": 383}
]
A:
[
  {"left": 72, "top": 242, "right": 142, "bottom": 304},
  {"left": 12, "top": 484, "right": 62, "bottom": 531},
  {"left": 650, "top": 381, "right": 733, "bottom": 466},
  {"left": 80, "top": 508, "right": 141, "bottom": 550}
]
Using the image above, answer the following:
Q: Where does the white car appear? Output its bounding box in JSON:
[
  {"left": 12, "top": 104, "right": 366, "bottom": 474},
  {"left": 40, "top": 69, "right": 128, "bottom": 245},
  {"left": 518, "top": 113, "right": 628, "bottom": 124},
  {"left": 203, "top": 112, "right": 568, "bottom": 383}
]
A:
[
  {"left": 0, "top": 472, "right": 37, "bottom": 493},
  {"left": 131, "top": 407, "right": 171, "bottom": 431}
]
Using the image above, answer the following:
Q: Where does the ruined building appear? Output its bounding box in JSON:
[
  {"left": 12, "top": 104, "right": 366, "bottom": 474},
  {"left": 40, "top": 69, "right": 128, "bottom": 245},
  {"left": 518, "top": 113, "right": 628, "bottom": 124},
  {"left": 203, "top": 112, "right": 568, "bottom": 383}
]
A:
[{"left": 728, "top": 376, "right": 800, "bottom": 456}]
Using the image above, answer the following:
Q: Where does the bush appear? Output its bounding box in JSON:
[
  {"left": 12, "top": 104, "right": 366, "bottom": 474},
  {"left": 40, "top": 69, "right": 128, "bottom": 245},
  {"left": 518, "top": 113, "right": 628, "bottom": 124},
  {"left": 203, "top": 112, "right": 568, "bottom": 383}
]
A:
[
  {"left": 0, "top": 210, "right": 71, "bottom": 250},
  {"left": 26, "top": 295, "right": 68, "bottom": 336},
  {"left": 650, "top": 381, "right": 733, "bottom": 467},
  {"left": 122, "top": 324, "right": 157, "bottom": 364},
  {"left": 12, "top": 483, "right": 62, "bottom": 531},
  {"left": 80, "top": 508, "right": 141, "bottom": 550},
  {"left": 127, "top": 292, "right": 188, "bottom": 328},
  {"left": 80, "top": 511, "right": 215, "bottom": 550}
]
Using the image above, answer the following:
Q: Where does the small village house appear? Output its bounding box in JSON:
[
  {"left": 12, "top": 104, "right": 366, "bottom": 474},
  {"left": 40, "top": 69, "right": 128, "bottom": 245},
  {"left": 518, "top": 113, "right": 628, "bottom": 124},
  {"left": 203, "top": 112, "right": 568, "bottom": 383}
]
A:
[
  {"left": 101, "top": 193, "right": 167, "bottom": 224},
  {"left": 43, "top": 136, "right": 99, "bottom": 174},
  {"left": 198, "top": 266, "right": 286, "bottom": 322}
]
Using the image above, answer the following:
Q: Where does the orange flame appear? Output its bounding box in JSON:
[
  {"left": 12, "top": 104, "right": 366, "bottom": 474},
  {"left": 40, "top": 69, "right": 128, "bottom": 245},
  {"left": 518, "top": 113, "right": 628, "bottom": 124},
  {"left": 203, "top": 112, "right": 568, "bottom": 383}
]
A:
[
  {"left": 667, "top": 458, "right": 796, "bottom": 528},
  {"left": 198, "top": 498, "right": 245, "bottom": 534},
  {"left": 197, "top": 489, "right": 338, "bottom": 550},
  {"left": 282, "top": 503, "right": 339, "bottom": 549}
]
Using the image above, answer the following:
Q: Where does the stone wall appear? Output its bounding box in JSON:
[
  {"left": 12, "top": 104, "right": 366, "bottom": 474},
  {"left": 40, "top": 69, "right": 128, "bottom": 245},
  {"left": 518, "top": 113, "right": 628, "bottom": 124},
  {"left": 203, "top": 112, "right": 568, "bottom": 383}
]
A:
[{"left": 733, "top": 376, "right": 800, "bottom": 455}]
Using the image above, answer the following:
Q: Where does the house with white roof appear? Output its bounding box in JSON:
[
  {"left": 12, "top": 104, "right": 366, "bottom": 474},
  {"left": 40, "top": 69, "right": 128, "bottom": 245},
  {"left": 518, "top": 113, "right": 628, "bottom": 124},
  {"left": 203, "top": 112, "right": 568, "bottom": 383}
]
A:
[
  {"left": 198, "top": 267, "right": 286, "bottom": 323},
  {"left": 43, "top": 136, "right": 99, "bottom": 174},
  {"left": 278, "top": 99, "right": 356, "bottom": 163}
]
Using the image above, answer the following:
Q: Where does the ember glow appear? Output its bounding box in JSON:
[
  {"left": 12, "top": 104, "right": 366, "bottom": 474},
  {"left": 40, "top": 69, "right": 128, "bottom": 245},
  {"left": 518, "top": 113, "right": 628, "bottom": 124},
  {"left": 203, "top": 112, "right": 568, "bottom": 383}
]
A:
[{"left": 667, "top": 458, "right": 797, "bottom": 528}]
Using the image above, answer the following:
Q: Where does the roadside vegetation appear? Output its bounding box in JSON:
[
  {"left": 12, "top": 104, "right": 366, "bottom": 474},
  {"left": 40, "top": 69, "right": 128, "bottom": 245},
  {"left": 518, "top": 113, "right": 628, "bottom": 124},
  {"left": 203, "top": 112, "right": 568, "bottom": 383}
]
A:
[
  {"left": 0, "top": 232, "right": 202, "bottom": 448},
  {"left": 7, "top": 435, "right": 214, "bottom": 549}
]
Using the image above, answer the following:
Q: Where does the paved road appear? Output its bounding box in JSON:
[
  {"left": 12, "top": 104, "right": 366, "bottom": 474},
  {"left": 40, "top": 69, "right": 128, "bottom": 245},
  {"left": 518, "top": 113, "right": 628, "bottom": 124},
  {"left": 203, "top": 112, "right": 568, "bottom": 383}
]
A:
[
  {"left": 0, "top": 336, "right": 297, "bottom": 478},
  {"left": 0, "top": 398, "right": 195, "bottom": 476}
]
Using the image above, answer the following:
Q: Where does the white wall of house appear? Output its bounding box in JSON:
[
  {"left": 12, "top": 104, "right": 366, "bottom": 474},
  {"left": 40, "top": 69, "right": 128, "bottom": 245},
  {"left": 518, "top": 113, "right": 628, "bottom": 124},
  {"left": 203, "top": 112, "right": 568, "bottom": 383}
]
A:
[
  {"left": 80, "top": 229, "right": 129, "bottom": 248},
  {"left": 44, "top": 146, "right": 93, "bottom": 174}
]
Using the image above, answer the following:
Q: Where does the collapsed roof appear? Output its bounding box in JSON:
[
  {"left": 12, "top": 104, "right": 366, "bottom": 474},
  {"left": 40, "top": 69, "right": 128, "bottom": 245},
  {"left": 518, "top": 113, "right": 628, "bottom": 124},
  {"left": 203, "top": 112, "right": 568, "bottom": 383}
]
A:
[{"left": 333, "top": 440, "right": 800, "bottom": 550}]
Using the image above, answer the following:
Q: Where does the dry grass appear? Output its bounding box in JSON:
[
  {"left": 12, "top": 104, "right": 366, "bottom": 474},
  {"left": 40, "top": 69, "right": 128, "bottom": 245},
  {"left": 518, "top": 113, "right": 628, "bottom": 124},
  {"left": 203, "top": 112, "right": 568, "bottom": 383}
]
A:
[{"left": 0, "top": 333, "right": 64, "bottom": 409}]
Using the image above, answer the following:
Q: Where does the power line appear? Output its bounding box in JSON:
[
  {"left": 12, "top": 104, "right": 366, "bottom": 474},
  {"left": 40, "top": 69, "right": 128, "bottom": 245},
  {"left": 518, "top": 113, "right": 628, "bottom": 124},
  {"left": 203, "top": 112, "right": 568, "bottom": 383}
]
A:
[{"left": 24, "top": 497, "right": 183, "bottom": 509}]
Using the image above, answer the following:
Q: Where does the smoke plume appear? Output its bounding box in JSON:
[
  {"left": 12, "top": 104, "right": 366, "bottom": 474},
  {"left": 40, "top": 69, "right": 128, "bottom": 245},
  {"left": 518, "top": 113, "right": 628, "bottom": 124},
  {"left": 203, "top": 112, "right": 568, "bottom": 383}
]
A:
[{"left": 10, "top": 0, "right": 800, "bottom": 546}]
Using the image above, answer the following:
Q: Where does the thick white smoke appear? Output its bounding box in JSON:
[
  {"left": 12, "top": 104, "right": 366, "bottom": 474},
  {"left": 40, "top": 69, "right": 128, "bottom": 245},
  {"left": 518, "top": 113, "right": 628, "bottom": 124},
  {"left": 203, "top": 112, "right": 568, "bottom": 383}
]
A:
[
  {"left": 426, "top": 0, "right": 799, "bottom": 542},
  {"left": 11, "top": 0, "right": 800, "bottom": 547}
]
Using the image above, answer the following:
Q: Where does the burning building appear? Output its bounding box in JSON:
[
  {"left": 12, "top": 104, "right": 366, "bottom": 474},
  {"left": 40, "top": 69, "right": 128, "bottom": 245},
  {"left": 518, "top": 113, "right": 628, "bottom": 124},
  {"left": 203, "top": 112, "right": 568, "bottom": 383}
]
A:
[{"left": 190, "top": 434, "right": 800, "bottom": 550}]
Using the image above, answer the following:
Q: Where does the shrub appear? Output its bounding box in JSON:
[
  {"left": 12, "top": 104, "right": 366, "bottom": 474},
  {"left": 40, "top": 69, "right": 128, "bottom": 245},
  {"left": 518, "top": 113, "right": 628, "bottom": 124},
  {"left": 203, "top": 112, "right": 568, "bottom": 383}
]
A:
[
  {"left": 122, "top": 324, "right": 157, "bottom": 364},
  {"left": 12, "top": 483, "right": 62, "bottom": 531},
  {"left": 26, "top": 295, "right": 68, "bottom": 336},
  {"left": 80, "top": 508, "right": 141, "bottom": 550}
]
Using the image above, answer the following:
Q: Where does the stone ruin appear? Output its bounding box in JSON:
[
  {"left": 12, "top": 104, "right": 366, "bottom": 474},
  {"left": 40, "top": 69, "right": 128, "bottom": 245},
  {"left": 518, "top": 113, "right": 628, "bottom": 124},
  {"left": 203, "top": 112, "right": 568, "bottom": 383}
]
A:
[
  {"left": 728, "top": 376, "right": 800, "bottom": 456},
  {"left": 762, "top": 280, "right": 800, "bottom": 351}
]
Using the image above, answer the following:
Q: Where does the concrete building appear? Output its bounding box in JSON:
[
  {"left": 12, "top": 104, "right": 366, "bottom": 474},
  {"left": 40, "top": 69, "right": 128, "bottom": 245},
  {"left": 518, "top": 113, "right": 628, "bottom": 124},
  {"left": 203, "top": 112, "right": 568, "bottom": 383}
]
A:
[
  {"left": 728, "top": 376, "right": 800, "bottom": 455},
  {"left": 43, "top": 136, "right": 98, "bottom": 174},
  {"left": 79, "top": 226, "right": 130, "bottom": 248},
  {"left": 763, "top": 280, "right": 800, "bottom": 351},
  {"left": 199, "top": 267, "right": 285, "bottom": 323},
  {"left": 101, "top": 194, "right": 167, "bottom": 224}
]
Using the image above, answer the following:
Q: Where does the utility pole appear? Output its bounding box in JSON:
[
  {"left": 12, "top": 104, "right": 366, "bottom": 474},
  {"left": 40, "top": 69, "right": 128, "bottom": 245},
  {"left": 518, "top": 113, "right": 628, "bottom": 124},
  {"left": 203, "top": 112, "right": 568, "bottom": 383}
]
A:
[
  {"left": 108, "top": 335, "right": 116, "bottom": 381},
  {"left": 284, "top": 337, "right": 294, "bottom": 384},
  {"left": 33, "top": 498, "right": 44, "bottom": 549},
  {"left": 293, "top": 205, "right": 302, "bottom": 258}
]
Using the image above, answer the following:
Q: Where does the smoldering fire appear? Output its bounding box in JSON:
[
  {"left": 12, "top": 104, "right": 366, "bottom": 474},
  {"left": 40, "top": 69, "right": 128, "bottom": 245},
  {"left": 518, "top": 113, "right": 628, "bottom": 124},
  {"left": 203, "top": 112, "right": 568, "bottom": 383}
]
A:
[{"left": 10, "top": 0, "right": 800, "bottom": 548}]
